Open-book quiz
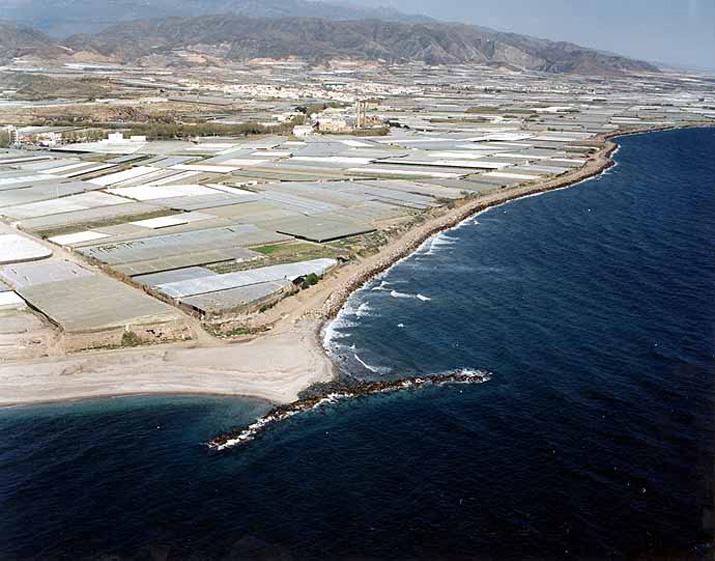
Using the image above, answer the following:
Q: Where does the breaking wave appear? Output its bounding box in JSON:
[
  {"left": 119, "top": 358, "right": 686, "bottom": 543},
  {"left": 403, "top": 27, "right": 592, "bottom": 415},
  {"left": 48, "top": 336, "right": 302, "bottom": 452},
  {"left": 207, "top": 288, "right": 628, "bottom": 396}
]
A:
[
  {"left": 390, "top": 290, "right": 431, "bottom": 301},
  {"left": 371, "top": 280, "right": 392, "bottom": 291},
  {"left": 322, "top": 315, "right": 353, "bottom": 346},
  {"left": 353, "top": 353, "right": 390, "bottom": 374},
  {"left": 355, "top": 302, "right": 374, "bottom": 317},
  {"left": 420, "top": 233, "right": 459, "bottom": 256},
  {"left": 208, "top": 369, "right": 493, "bottom": 451},
  {"left": 324, "top": 297, "right": 379, "bottom": 343}
]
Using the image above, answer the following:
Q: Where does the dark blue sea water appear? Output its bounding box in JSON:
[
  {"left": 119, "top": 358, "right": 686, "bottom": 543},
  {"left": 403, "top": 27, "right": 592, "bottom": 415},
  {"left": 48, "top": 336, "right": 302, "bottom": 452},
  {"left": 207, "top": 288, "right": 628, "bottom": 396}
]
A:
[{"left": 2, "top": 128, "right": 714, "bottom": 560}]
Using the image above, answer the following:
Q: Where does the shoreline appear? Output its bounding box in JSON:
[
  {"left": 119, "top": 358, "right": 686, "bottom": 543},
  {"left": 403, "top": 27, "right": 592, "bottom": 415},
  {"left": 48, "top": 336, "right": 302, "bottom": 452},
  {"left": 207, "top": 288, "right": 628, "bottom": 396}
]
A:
[
  {"left": 315, "top": 122, "right": 714, "bottom": 326},
  {"left": 0, "top": 124, "right": 710, "bottom": 409},
  {"left": 317, "top": 137, "right": 619, "bottom": 323}
]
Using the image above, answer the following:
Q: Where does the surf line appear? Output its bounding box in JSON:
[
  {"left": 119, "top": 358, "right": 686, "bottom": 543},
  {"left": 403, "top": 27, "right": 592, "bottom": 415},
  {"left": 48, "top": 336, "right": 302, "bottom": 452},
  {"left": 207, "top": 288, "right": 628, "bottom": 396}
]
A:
[{"left": 208, "top": 369, "right": 493, "bottom": 451}]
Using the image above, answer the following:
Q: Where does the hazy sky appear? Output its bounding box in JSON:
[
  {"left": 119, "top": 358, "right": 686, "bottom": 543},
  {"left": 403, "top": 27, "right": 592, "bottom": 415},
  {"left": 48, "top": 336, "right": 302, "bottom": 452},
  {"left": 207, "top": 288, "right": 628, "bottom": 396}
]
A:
[{"left": 356, "top": 0, "right": 715, "bottom": 69}]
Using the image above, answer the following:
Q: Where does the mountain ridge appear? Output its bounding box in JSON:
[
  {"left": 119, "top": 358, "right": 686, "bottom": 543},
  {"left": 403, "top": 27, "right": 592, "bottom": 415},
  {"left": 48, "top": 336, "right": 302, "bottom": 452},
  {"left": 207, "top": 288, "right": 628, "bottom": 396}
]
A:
[
  {"left": 0, "top": 14, "right": 660, "bottom": 76},
  {"left": 0, "top": 22, "right": 70, "bottom": 62},
  {"left": 62, "top": 15, "right": 660, "bottom": 74}
]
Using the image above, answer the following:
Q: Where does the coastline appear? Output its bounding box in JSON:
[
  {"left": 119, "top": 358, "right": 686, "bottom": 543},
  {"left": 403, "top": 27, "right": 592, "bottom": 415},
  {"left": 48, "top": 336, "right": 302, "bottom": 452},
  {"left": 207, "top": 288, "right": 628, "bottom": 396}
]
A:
[
  {"left": 0, "top": 124, "right": 709, "bottom": 409},
  {"left": 315, "top": 122, "right": 713, "bottom": 324},
  {"left": 316, "top": 136, "right": 620, "bottom": 322}
]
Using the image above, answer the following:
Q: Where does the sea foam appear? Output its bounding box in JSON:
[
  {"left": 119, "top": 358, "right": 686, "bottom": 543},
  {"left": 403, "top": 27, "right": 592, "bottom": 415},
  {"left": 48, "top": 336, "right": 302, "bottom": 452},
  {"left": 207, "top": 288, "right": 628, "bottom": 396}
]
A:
[{"left": 390, "top": 290, "right": 431, "bottom": 301}]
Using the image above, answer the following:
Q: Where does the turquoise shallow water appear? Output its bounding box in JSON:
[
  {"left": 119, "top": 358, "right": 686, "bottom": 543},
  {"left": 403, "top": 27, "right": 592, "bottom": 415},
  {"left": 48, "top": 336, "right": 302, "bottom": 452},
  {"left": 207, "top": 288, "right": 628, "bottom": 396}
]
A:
[{"left": 1, "top": 128, "right": 714, "bottom": 560}]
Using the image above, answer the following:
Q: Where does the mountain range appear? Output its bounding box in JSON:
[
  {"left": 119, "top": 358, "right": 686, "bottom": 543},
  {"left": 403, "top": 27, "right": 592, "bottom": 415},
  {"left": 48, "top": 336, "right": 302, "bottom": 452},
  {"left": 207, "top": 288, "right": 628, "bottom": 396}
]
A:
[
  {"left": 0, "top": 1, "right": 660, "bottom": 75},
  {"left": 3, "top": 0, "right": 431, "bottom": 36}
]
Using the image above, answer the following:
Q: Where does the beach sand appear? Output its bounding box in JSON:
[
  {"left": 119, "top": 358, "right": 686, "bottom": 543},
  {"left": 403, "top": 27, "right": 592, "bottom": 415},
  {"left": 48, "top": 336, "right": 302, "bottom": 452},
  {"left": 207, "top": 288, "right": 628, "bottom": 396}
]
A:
[
  {"left": 0, "top": 130, "right": 661, "bottom": 407},
  {"left": 0, "top": 324, "right": 334, "bottom": 406}
]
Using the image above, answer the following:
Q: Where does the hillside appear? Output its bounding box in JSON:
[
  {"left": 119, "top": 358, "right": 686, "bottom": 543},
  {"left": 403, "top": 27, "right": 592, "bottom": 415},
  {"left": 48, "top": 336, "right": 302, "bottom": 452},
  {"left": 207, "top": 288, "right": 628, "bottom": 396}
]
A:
[
  {"left": 63, "top": 15, "right": 659, "bottom": 74},
  {"left": 0, "top": 23, "right": 67, "bottom": 62}
]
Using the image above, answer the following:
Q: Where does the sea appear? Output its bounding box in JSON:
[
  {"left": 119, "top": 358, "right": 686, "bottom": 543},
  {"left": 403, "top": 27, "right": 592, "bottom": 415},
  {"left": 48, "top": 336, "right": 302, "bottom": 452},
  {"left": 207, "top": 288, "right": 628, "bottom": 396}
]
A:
[{"left": 1, "top": 128, "right": 713, "bottom": 560}]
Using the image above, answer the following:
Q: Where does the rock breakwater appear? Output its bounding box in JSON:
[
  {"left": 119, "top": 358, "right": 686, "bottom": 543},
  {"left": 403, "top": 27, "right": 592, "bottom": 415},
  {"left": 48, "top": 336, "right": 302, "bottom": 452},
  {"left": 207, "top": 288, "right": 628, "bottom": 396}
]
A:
[{"left": 208, "top": 368, "right": 493, "bottom": 451}]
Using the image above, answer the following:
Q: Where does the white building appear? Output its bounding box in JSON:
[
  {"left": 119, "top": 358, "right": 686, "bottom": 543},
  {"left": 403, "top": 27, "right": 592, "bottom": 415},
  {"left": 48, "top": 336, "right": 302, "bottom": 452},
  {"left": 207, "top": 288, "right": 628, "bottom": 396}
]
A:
[
  {"left": 104, "top": 133, "right": 146, "bottom": 144},
  {"left": 293, "top": 125, "right": 316, "bottom": 137}
]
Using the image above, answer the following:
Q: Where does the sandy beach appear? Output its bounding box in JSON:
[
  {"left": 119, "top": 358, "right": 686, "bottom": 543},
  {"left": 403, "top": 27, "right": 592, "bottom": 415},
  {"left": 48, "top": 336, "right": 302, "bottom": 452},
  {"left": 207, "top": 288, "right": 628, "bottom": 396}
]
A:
[
  {"left": 0, "top": 325, "right": 334, "bottom": 406},
  {"left": 0, "top": 128, "right": 677, "bottom": 407}
]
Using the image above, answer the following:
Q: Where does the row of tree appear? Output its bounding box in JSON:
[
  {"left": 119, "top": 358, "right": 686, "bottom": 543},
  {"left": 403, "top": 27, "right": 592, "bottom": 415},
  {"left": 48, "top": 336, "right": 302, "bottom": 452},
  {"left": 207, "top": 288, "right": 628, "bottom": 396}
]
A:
[{"left": 128, "top": 116, "right": 306, "bottom": 140}]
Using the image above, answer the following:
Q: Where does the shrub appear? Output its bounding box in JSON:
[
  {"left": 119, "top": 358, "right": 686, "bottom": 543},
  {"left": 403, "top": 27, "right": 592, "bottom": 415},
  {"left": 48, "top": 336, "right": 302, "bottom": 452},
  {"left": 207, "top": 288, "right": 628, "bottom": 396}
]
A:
[{"left": 121, "top": 331, "right": 142, "bottom": 347}]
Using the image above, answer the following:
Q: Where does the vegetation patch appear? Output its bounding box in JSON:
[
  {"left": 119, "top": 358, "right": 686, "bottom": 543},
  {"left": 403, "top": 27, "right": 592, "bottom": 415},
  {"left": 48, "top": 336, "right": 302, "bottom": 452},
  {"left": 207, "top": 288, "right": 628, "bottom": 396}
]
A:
[
  {"left": 300, "top": 273, "right": 320, "bottom": 290},
  {"left": 121, "top": 331, "right": 143, "bottom": 347},
  {"left": 254, "top": 242, "right": 320, "bottom": 256},
  {"left": 207, "top": 243, "right": 342, "bottom": 274},
  {"left": 205, "top": 325, "right": 269, "bottom": 338},
  {"left": 296, "top": 102, "right": 346, "bottom": 116},
  {"left": 128, "top": 116, "right": 304, "bottom": 140}
]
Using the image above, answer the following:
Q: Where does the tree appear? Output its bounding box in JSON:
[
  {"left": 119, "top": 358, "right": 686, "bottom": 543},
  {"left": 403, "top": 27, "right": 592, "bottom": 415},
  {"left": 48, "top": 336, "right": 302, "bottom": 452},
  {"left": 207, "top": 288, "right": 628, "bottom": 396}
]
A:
[{"left": 301, "top": 273, "right": 320, "bottom": 289}]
